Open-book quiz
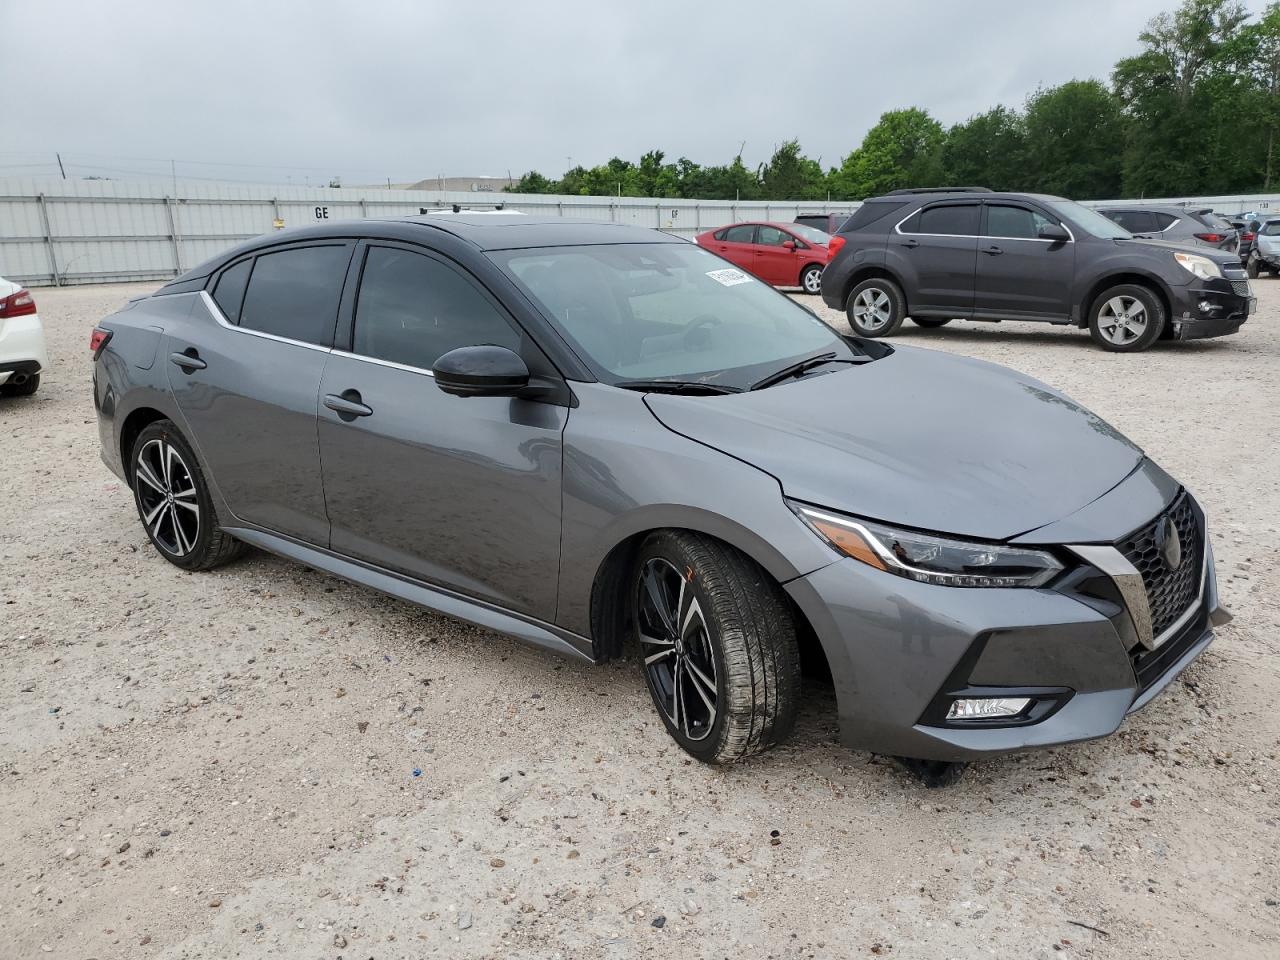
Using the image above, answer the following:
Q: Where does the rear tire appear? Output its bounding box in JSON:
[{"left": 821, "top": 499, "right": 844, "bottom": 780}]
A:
[
  {"left": 800, "top": 264, "right": 823, "bottom": 295},
  {"left": 0, "top": 373, "right": 39, "bottom": 397},
  {"left": 910, "top": 318, "right": 951, "bottom": 329},
  {"left": 633, "top": 531, "right": 801, "bottom": 764},
  {"left": 1087, "top": 283, "right": 1165, "bottom": 352},
  {"left": 130, "top": 420, "right": 244, "bottom": 571},
  {"left": 846, "top": 277, "right": 906, "bottom": 338},
  {"left": 1247, "top": 255, "right": 1260, "bottom": 279}
]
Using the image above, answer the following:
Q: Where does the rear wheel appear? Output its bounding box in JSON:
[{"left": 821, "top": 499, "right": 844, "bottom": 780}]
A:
[
  {"left": 1087, "top": 284, "right": 1165, "bottom": 352},
  {"left": 633, "top": 531, "right": 800, "bottom": 764},
  {"left": 130, "top": 420, "right": 244, "bottom": 570},
  {"left": 800, "top": 264, "right": 823, "bottom": 295},
  {"left": 846, "top": 277, "right": 906, "bottom": 338},
  {"left": 0, "top": 373, "right": 39, "bottom": 397},
  {"left": 910, "top": 318, "right": 951, "bottom": 329}
]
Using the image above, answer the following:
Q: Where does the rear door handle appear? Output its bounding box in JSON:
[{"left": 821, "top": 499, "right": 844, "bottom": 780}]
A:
[
  {"left": 169, "top": 349, "right": 206, "bottom": 372},
  {"left": 323, "top": 390, "right": 373, "bottom": 420},
  {"left": 901, "top": 238, "right": 919, "bottom": 248},
  {"left": 983, "top": 245, "right": 1003, "bottom": 256}
]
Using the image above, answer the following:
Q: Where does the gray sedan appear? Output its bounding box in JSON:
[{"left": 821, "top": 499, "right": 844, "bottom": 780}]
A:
[{"left": 91, "top": 214, "right": 1228, "bottom": 786}]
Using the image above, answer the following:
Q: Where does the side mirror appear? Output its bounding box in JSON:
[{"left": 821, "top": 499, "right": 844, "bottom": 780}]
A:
[
  {"left": 433, "top": 345, "right": 531, "bottom": 398},
  {"left": 782, "top": 240, "right": 797, "bottom": 251},
  {"left": 1038, "top": 222, "right": 1070, "bottom": 242}
]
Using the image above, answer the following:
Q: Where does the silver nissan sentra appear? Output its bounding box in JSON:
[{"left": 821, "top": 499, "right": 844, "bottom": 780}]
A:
[{"left": 91, "top": 214, "right": 1229, "bottom": 786}]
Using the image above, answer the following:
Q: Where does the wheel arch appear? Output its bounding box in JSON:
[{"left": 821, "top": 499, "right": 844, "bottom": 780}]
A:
[
  {"left": 118, "top": 405, "right": 171, "bottom": 481},
  {"left": 1079, "top": 272, "right": 1172, "bottom": 330},
  {"left": 799, "top": 260, "right": 825, "bottom": 284},
  {"left": 840, "top": 266, "right": 907, "bottom": 311}
]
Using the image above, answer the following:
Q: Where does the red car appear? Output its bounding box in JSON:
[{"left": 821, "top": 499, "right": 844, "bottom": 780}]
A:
[{"left": 696, "top": 221, "right": 830, "bottom": 294}]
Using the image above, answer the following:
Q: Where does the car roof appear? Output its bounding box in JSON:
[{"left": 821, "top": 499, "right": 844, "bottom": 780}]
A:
[{"left": 868, "top": 190, "right": 1068, "bottom": 204}]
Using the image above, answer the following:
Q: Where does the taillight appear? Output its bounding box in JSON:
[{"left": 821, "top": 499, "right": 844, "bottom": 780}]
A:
[
  {"left": 90, "top": 327, "right": 113, "bottom": 359},
  {"left": 0, "top": 287, "right": 36, "bottom": 318},
  {"left": 1243, "top": 232, "right": 1256, "bottom": 242},
  {"left": 1194, "top": 233, "right": 1225, "bottom": 243},
  {"left": 827, "top": 235, "right": 846, "bottom": 262}
]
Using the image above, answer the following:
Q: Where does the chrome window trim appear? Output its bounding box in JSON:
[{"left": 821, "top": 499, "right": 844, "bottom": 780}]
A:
[
  {"left": 892, "top": 207, "right": 1075, "bottom": 243},
  {"left": 199, "top": 290, "right": 332, "bottom": 354},
  {"left": 330, "top": 349, "right": 435, "bottom": 378}
]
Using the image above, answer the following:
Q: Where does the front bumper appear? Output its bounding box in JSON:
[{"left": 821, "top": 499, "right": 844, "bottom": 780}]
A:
[
  {"left": 1167, "top": 278, "right": 1253, "bottom": 341},
  {"left": 0, "top": 313, "right": 49, "bottom": 384},
  {"left": 785, "top": 497, "right": 1224, "bottom": 762}
]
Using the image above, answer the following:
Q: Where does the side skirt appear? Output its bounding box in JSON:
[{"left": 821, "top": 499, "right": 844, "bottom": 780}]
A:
[{"left": 223, "top": 526, "right": 597, "bottom": 664}]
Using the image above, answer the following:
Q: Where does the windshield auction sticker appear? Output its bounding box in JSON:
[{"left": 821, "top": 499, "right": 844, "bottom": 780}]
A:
[{"left": 705, "top": 268, "right": 754, "bottom": 286}]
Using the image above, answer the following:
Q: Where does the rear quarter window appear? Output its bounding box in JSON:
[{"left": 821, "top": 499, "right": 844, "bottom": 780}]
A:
[
  {"left": 839, "top": 200, "right": 908, "bottom": 234},
  {"left": 211, "top": 258, "right": 252, "bottom": 322},
  {"left": 238, "top": 245, "right": 351, "bottom": 346}
]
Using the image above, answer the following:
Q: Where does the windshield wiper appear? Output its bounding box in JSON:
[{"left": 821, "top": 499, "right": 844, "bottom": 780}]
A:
[
  {"left": 749, "top": 352, "right": 859, "bottom": 391},
  {"left": 614, "top": 379, "right": 743, "bottom": 396}
]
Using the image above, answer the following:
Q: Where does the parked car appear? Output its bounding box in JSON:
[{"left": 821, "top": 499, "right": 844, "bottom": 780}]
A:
[
  {"left": 1228, "top": 219, "right": 1258, "bottom": 262},
  {"left": 92, "top": 214, "right": 1229, "bottom": 786},
  {"left": 795, "top": 212, "right": 850, "bottom": 234},
  {"left": 696, "top": 221, "right": 829, "bottom": 294},
  {"left": 1099, "top": 205, "right": 1239, "bottom": 253},
  {"left": 822, "top": 188, "right": 1255, "bottom": 352},
  {"left": 0, "top": 275, "right": 48, "bottom": 396},
  {"left": 1247, "top": 218, "right": 1280, "bottom": 278}
]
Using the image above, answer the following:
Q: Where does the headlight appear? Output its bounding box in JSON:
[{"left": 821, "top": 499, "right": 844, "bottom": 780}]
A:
[
  {"left": 789, "top": 502, "right": 1063, "bottom": 588},
  {"left": 1173, "top": 251, "right": 1223, "bottom": 280}
]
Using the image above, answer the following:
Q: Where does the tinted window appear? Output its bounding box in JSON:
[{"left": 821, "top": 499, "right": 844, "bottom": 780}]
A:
[
  {"left": 1153, "top": 212, "right": 1180, "bottom": 230},
  {"left": 1106, "top": 210, "right": 1156, "bottom": 233},
  {"left": 212, "top": 258, "right": 252, "bottom": 323},
  {"left": 239, "top": 245, "right": 350, "bottom": 345},
  {"left": 913, "top": 204, "right": 980, "bottom": 236},
  {"left": 840, "top": 200, "right": 908, "bottom": 233},
  {"left": 985, "top": 205, "right": 1055, "bottom": 239},
  {"left": 758, "top": 226, "right": 792, "bottom": 246},
  {"left": 724, "top": 225, "right": 756, "bottom": 243},
  {"left": 352, "top": 246, "right": 520, "bottom": 370}
]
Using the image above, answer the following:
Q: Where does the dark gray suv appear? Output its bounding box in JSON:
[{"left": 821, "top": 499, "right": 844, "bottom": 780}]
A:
[
  {"left": 822, "top": 188, "right": 1255, "bottom": 351},
  {"left": 92, "top": 214, "right": 1229, "bottom": 786}
]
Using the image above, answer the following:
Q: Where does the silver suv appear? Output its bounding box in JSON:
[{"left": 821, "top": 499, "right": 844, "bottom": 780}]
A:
[{"left": 1248, "top": 218, "right": 1280, "bottom": 278}]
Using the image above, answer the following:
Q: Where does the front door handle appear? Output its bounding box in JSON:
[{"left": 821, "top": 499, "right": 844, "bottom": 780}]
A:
[
  {"left": 901, "top": 238, "right": 919, "bottom": 248},
  {"left": 170, "top": 349, "right": 206, "bottom": 372},
  {"left": 983, "top": 244, "right": 1004, "bottom": 256},
  {"left": 323, "top": 390, "right": 373, "bottom": 420}
]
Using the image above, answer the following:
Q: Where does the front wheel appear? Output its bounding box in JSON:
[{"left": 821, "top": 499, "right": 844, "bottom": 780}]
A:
[
  {"left": 1087, "top": 284, "right": 1165, "bottom": 352},
  {"left": 130, "top": 420, "right": 244, "bottom": 570},
  {"left": 846, "top": 277, "right": 906, "bottom": 338},
  {"left": 633, "top": 531, "right": 801, "bottom": 764},
  {"left": 799, "top": 264, "right": 823, "bottom": 295}
]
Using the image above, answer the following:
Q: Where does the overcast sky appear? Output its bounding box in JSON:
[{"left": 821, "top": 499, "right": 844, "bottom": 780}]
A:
[{"left": 0, "top": 0, "right": 1266, "bottom": 185}]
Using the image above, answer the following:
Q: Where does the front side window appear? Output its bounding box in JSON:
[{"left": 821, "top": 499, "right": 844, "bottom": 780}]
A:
[
  {"left": 495, "top": 242, "right": 857, "bottom": 389},
  {"left": 758, "top": 226, "right": 792, "bottom": 247},
  {"left": 912, "top": 204, "right": 979, "bottom": 236},
  {"left": 238, "top": 245, "right": 351, "bottom": 345},
  {"left": 352, "top": 247, "right": 521, "bottom": 370},
  {"left": 985, "top": 205, "right": 1055, "bottom": 239},
  {"left": 723, "top": 225, "right": 756, "bottom": 244},
  {"left": 1262, "top": 220, "right": 1280, "bottom": 236},
  {"left": 212, "top": 258, "right": 252, "bottom": 322},
  {"left": 1044, "top": 199, "right": 1132, "bottom": 240}
]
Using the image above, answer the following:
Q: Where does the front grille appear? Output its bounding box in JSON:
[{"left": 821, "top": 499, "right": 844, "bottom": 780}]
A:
[
  {"left": 1117, "top": 492, "right": 1202, "bottom": 640},
  {"left": 1131, "top": 604, "right": 1206, "bottom": 693},
  {"left": 1229, "top": 278, "right": 1252, "bottom": 297}
]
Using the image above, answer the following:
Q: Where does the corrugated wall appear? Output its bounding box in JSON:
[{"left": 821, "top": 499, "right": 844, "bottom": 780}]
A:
[
  {"left": 2, "top": 176, "right": 1278, "bottom": 287},
  {"left": 0, "top": 176, "right": 860, "bottom": 286}
]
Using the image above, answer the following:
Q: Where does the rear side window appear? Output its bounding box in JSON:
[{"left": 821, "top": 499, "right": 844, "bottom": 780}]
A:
[
  {"left": 1106, "top": 210, "right": 1156, "bottom": 233},
  {"left": 839, "top": 200, "right": 907, "bottom": 234},
  {"left": 913, "top": 204, "right": 980, "bottom": 236},
  {"left": 212, "top": 258, "right": 252, "bottom": 322},
  {"left": 1153, "top": 212, "right": 1180, "bottom": 230},
  {"left": 238, "top": 245, "right": 351, "bottom": 345},
  {"left": 724, "top": 225, "right": 756, "bottom": 243},
  {"left": 352, "top": 247, "right": 521, "bottom": 371},
  {"left": 985, "top": 205, "right": 1054, "bottom": 239}
]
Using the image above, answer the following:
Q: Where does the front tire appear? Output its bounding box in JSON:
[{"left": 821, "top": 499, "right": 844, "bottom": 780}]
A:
[
  {"left": 633, "top": 531, "right": 801, "bottom": 764},
  {"left": 800, "top": 264, "right": 823, "bottom": 295},
  {"left": 0, "top": 373, "right": 39, "bottom": 397},
  {"left": 1087, "top": 283, "right": 1165, "bottom": 352},
  {"left": 130, "top": 420, "right": 244, "bottom": 570},
  {"left": 846, "top": 277, "right": 906, "bottom": 338}
]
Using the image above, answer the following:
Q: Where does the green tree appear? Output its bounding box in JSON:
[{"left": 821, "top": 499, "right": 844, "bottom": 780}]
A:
[
  {"left": 833, "top": 108, "right": 945, "bottom": 199},
  {"left": 1243, "top": 2, "right": 1280, "bottom": 189},
  {"left": 508, "top": 170, "right": 554, "bottom": 193},
  {"left": 1023, "top": 80, "right": 1126, "bottom": 198},
  {"left": 759, "top": 139, "right": 828, "bottom": 200},
  {"left": 941, "top": 106, "right": 1028, "bottom": 191}
]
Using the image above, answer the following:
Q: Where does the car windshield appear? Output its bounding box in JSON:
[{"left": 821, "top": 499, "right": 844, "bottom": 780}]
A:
[
  {"left": 788, "top": 223, "right": 831, "bottom": 244},
  {"left": 1261, "top": 220, "right": 1280, "bottom": 236},
  {"left": 494, "top": 242, "right": 857, "bottom": 389},
  {"left": 1044, "top": 199, "right": 1133, "bottom": 240}
]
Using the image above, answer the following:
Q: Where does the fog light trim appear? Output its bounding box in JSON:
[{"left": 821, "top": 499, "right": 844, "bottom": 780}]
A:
[{"left": 945, "top": 697, "right": 1032, "bottom": 721}]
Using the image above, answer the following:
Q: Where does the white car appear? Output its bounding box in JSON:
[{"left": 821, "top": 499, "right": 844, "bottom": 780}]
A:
[{"left": 0, "top": 276, "right": 48, "bottom": 396}]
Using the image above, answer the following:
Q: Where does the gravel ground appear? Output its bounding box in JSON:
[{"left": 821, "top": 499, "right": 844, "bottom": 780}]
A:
[{"left": 1, "top": 280, "right": 1278, "bottom": 960}]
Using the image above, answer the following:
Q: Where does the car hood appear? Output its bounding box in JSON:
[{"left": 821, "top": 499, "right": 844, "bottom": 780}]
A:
[
  {"left": 645, "top": 345, "right": 1143, "bottom": 541},
  {"left": 1124, "top": 237, "right": 1238, "bottom": 264}
]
